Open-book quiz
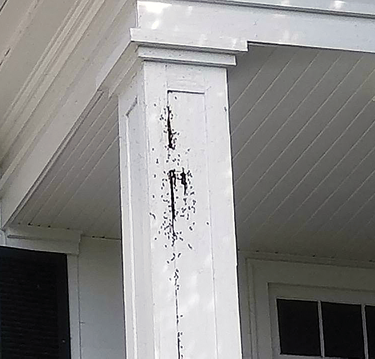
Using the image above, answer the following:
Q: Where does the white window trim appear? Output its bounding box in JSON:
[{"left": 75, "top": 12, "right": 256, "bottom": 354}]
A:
[
  {"left": 244, "top": 259, "right": 375, "bottom": 359},
  {"left": 269, "top": 284, "right": 375, "bottom": 359},
  {"left": 67, "top": 254, "right": 81, "bottom": 359}
]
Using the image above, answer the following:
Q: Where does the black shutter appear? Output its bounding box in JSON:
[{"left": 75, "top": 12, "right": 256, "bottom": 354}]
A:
[{"left": 0, "top": 246, "right": 71, "bottom": 359}]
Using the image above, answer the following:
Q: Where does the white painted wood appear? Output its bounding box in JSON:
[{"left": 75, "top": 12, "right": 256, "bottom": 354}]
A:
[
  {"left": 118, "top": 58, "right": 241, "bottom": 358},
  {"left": 12, "top": 93, "right": 122, "bottom": 239},
  {"left": 241, "top": 249, "right": 375, "bottom": 270},
  {"left": 138, "top": 46, "right": 237, "bottom": 67},
  {"left": 0, "top": 0, "right": 136, "bottom": 228},
  {"left": 78, "top": 237, "right": 125, "bottom": 359},
  {"left": 6, "top": 224, "right": 81, "bottom": 242},
  {"left": 4, "top": 224, "right": 81, "bottom": 254},
  {"left": 238, "top": 252, "right": 255, "bottom": 359},
  {"left": 228, "top": 46, "right": 275, "bottom": 107},
  {"left": 228, "top": 46, "right": 375, "bottom": 262},
  {"left": 189, "top": 0, "right": 375, "bottom": 18},
  {"left": 0, "top": 0, "right": 132, "bottom": 167},
  {"left": 0, "top": 0, "right": 36, "bottom": 69},
  {"left": 138, "top": 0, "right": 375, "bottom": 54},
  {"left": 131, "top": 28, "right": 247, "bottom": 53},
  {"left": 67, "top": 255, "right": 81, "bottom": 359},
  {"left": 17, "top": 95, "right": 117, "bottom": 224},
  {"left": 0, "top": 0, "right": 74, "bottom": 134},
  {"left": 76, "top": 165, "right": 120, "bottom": 234}
]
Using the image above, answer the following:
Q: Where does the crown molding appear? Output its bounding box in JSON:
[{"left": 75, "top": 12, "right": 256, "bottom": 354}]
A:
[
  {"left": 131, "top": 28, "right": 248, "bottom": 54},
  {"left": 239, "top": 250, "right": 375, "bottom": 270},
  {"left": 103, "top": 28, "right": 247, "bottom": 95}
]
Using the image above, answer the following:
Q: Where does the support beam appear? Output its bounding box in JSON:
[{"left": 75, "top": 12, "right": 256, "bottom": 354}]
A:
[
  {"left": 138, "top": 0, "right": 375, "bottom": 54},
  {"left": 118, "top": 41, "right": 244, "bottom": 358}
]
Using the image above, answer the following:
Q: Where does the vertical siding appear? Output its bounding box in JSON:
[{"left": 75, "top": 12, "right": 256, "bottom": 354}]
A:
[{"left": 78, "top": 237, "right": 125, "bottom": 359}]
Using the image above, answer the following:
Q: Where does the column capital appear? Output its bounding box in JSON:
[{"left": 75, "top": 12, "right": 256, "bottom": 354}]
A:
[
  {"left": 131, "top": 28, "right": 247, "bottom": 65},
  {"left": 101, "top": 28, "right": 247, "bottom": 96}
]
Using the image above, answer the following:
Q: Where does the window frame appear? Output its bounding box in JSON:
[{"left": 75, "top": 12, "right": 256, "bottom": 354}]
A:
[
  {"left": 241, "top": 258, "right": 375, "bottom": 359},
  {"left": 269, "top": 284, "right": 375, "bottom": 359}
]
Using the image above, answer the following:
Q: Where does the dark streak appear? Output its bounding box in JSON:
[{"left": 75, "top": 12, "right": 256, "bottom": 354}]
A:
[
  {"left": 168, "top": 169, "right": 177, "bottom": 226},
  {"left": 155, "top": 105, "right": 200, "bottom": 359},
  {"left": 166, "top": 105, "right": 176, "bottom": 150},
  {"left": 180, "top": 168, "right": 188, "bottom": 195}
]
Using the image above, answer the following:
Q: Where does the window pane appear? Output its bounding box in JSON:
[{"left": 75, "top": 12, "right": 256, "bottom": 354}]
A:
[
  {"left": 366, "top": 306, "right": 375, "bottom": 359},
  {"left": 322, "top": 302, "right": 364, "bottom": 359},
  {"left": 277, "top": 299, "right": 321, "bottom": 356}
]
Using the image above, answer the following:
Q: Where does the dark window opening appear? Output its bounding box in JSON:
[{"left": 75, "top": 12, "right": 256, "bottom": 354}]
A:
[
  {"left": 322, "top": 302, "right": 364, "bottom": 359},
  {"left": 0, "top": 246, "right": 71, "bottom": 359},
  {"left": 277, "top": 299, "right": 321, "bottom": 356},
  {"left": 276, "top": 298, "right": 371, "bottom": 358}
]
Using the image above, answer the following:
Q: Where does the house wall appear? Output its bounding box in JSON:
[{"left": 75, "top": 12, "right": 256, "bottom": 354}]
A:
[{"left": 77, "top": 237, "right": 125, "bottom": 359}]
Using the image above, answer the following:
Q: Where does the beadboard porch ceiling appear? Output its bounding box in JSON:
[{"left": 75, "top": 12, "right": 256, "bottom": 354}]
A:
[
  {"left": 229, "top": 45, "right": 375, "bottom": 262},
  {"left": 14, "top": 93, "right": 122, "bottom": 240},
  {"left": 12, "top": 44, "right": 375, "bottom": 263}
]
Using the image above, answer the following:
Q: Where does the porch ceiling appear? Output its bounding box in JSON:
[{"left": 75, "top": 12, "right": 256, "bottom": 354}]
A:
[
  {"left": 14, "top": 93, "right": 121, "bottom": 240},
  {"left": 229, "top": 45, "right": 375, "bottom": 261},
  {"left": 0, "top": 0, "right": 77, "bottom": 163},
  {"left": 12, "top": 44, "right": 375, "bottom": 262}
]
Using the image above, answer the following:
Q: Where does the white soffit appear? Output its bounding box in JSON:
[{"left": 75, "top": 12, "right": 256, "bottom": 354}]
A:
[
  {"left": 14, "top": 94, "right": 121, "bottom": 240},
  {"left": 229, "top": 45, "right": 375, "bottom": 262},
  {"left": 0, "top": 0, "right": 76, "bottom": 147}
]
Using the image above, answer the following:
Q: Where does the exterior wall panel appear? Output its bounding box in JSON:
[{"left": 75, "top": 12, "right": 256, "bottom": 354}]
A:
[{"left": 78, "top": 237, "right": 125, "bottom": 359}]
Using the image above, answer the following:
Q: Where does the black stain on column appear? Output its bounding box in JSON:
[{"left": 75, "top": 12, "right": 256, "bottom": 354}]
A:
[{"left": 155, "top": 103, "right": 199, "bottom": 359}]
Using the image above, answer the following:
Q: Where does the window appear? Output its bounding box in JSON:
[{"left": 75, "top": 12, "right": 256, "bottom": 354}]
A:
[
  {"left": 272, "top": 287, "right": 375, "bottom": 359},
  {"left": 245, "top": 260, "right": 375, "bottom": 359},
  {"left": 0, "top": 246, "right": 71, "bottom": 358}
]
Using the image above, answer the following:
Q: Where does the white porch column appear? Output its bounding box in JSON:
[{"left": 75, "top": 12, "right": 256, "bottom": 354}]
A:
[{"left": 117, "top": 38, "right": 245, "bottom": 359}]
